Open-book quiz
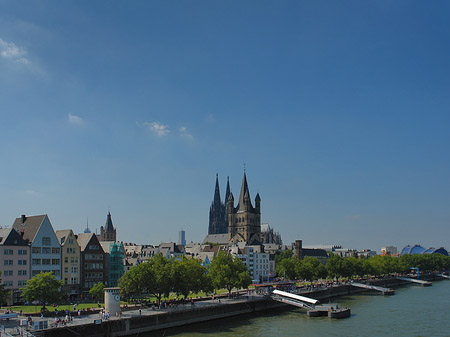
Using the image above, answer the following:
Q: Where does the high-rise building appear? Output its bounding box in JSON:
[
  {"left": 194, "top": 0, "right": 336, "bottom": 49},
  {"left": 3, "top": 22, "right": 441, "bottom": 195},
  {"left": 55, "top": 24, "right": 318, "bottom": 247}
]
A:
[{"left": 179, "top": 229, "right": 186, "bottom": 246}]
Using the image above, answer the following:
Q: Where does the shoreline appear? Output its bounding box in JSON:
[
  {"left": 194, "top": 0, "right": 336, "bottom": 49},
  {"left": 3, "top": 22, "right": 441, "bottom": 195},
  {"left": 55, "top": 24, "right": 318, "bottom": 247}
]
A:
[{"left": 10, "top": 274, "right": 448, "bottom": 337}]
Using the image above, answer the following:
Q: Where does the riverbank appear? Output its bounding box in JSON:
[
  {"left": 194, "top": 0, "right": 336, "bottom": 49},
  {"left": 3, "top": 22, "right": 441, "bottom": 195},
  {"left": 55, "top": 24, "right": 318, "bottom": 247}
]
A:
[{"left": 11, "top": 274, "right": 448, "bottom": 337}]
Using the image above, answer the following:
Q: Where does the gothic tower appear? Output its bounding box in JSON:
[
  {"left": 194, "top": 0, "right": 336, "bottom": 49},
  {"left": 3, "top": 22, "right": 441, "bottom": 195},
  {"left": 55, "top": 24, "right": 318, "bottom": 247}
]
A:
[
  {"left": 100, "top": 211, "right": 117, "bottom": 242},
  {"left": 228, "top": 171, "right": 261, "bottom": 245},
  {"left": 208, "top": 174, "right": 228, "bottom": 234}
]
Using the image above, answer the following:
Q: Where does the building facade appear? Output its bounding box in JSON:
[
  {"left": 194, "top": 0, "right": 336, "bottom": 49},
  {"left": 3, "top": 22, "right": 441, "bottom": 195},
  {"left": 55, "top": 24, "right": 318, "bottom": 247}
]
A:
[
  {"left": 0, "top": 228, "right": 30, "bottom": 304},
  {"left": 228, "top": 172, "right": 261, "bottom": 246},
  {"left": 56, "top": 230, "right": 81, "bottom": 297},
  {"left": 77, "top": 233, "right": 107, "bottom": 295},
  {"left": 13, "top": 215, "right": 61, "bottom": 280},
  {"left": 100, "top": 241, "right": 124, "bottom": 287}
]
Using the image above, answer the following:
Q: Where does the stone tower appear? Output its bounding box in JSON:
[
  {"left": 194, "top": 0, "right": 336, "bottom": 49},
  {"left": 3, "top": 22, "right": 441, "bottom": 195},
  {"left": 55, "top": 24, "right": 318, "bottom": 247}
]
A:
[
  {"left": 228, "top": 172, "right": 261, "bottom": 245},
  {"left": 100, "top": 211, "right": 116, "bottom": 242}
]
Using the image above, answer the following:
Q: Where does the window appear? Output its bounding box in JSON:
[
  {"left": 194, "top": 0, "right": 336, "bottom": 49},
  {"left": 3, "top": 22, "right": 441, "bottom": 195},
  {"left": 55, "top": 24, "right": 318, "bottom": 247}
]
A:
[
  {"left": 54, "top": 270, "right": 60, "bottom": 277},
  {"left": 18, "top": 270, "right": 27, "bottom": 276},
  {"left": 42, "top": 237, "right": 51, "bottom": 246},
  {"left": 64, "top": 267, "right": 68, "bottom": 273},
  {"left": 67, "top": 248, "right": 74, "bottom": 254},
  {"left": 42, "top": 259, "right": 50, "bottom": 265},
  {"left": 64, "top": 257, "right": 68, "bottom": 263},
  {"left": 52, "top": 248, "right": 60, "bottom": 254},
  {"left": 70, "top": 277, "right": 77, "bottom": 284},
  {"left": 60, "top": 237, "right": 65, "bottom": 244},
  {"left": 4, "top": 281, "right": 13, "bottom": 287},
  {"left": 18, "top": 249, "right": 27, "bottom": 255},
  {"left": 4, "top": 270, "right": 13, "bottom": 276},
  {"left": 64, "top": 278, "right": 68, "bottom": 284},
  {"left": 4, "top": 249, "right": 13, "bottom": 255},
  {"left": 32, "top": 259, "right": 41, "bottom": 265},
  {"left": 18, "top": 280, "right": 27, "bottom": 287},
  {"left": 88, "top": 245, "right": 99, "bottom": 250},
  {"left": 4, "top": 260, "right": 13, "bottom": 265},
  {"left": 18, "top": 260, "right": 27, "bottom": 265},
  {"left": 32, "top": 270, "right": 40, "bottom": 276},
  {"left": 52, "top": 259, "right": 60, "bottom": 265},
  {"left": 69, "top": 239, "right": 73, "bottom": 244},
  {"left": 32, "top": 247, "right": 41, "bottom": 254},
  {"left": 42, "top": 247, "right": 51, "bottom": 254},
  {"left": 71, "top": 267, "right": 78, "bottom": 274}
]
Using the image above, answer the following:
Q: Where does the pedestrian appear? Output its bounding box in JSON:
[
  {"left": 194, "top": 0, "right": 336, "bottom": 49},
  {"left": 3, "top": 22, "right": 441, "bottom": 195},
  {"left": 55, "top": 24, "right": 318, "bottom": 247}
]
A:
[
  {"left": 139, "top": 308, "right": 142, "bottom": 317},
  {"left": 78, "top": 310, "right": 81, "bottom": 318}
]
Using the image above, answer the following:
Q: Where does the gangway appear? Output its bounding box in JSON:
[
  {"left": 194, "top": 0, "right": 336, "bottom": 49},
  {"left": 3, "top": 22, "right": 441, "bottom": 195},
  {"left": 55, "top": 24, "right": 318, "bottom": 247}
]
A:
[
  {"left": 436, "top": 274, "right": 450, "bottom": 280},
  {"left": 272, "top": 289, "right": 318, "bottom": 309},
  {"left": 397, "top": 277, "right": 432, "bottom": 287},
  {"left": 350, "top": 282, "right": 395, "bottom": 295}
]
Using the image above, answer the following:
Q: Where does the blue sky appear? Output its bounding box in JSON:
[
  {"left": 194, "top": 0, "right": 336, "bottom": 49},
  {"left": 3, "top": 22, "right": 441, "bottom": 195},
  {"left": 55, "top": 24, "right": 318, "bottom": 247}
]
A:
[{"left": 1, "top": 1, "right": 449, "bottom": 251}]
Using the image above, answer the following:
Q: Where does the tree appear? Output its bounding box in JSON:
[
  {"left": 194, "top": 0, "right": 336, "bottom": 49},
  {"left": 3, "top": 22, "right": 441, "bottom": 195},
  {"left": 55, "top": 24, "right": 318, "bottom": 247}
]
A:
[
  {"left": 274, "top": 249, "right": 293, "bottom": 265},
  {"left": 173, "top": 258, "right": 210, "bottom": 298},
  {"left": 119, "top": 255, "right": 175, "bottom": 305},
  {"left": 275, "top": 256, "right": 299, "bottom": 280},
  {"left": 208, "top": 251, "right": 251, "bottom": 295},
  {"left": 22, "top": 272, "right": 63, "bottom": 308},
  {"left": 89, "top": 282, "right": 105, "bottom": 301},
  {"left": 0, "top": 272, "right": 10, "bottom": 306}
]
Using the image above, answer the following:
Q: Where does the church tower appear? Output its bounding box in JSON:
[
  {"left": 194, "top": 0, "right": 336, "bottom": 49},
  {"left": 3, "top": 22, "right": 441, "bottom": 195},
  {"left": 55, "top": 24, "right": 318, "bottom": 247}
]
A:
[
  {"left": 100, "top": 211, "right": 117, "bottom": 242},
  {"left": 208, "top": 174, "right": 226, "bottom": 234},
  {"left": 228, "top": 171, "right": 261, "bottom": 245}
]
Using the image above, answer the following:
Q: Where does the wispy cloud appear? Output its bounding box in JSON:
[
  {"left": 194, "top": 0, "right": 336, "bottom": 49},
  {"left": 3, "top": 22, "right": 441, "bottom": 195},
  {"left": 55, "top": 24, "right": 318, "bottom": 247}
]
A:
[
  {"left": 68, "top": 113, "right": 84, "bottom": 125},
  {"left": 0, "top": 38, "right": 30, "bottom": 65},
  {"left": 179, "top": 126, "right": 193, "bottom": 140},
  {"left": 143, "top": 122, "right": 170, "bottom": 136},
  {"left": 24, "top": 189, "right": 41, "bottom": 197}
]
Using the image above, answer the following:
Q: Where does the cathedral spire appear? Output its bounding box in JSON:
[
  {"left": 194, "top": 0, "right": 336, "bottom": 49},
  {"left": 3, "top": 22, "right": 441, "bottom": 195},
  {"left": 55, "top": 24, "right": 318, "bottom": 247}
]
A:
[
  {"left": 213, "top": 173, "right": 221, "bottom": 205},
  {"left": 225, "top": 176, "right": 230, "bottom": 205}
]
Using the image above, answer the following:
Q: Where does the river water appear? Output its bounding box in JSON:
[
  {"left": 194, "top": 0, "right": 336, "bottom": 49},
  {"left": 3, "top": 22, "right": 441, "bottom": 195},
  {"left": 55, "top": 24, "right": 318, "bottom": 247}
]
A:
[{"left": 157, "top": 280, "right": 450, "bottom": 337}]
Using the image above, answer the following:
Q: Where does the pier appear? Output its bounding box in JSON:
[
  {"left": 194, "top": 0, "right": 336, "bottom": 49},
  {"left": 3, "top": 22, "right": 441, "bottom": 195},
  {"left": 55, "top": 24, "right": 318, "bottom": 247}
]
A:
[
  {"left": 272, "top": 289, "right": 350, "bottom": 319},
  {"left": 350, "top": 282, "right": 395, "bottom": 295},
  {"left": 436, "top": 273, "right": 450, "bottom": 280},
  {"left": 397, "top": 277, "right": 432, "bottom": 287}
]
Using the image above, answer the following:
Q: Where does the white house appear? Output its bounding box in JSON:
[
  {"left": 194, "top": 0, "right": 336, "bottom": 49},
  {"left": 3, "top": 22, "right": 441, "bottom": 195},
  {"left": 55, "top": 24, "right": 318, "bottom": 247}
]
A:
[{"left": 13, "top": 215, "right": 61, "bottom": 280}]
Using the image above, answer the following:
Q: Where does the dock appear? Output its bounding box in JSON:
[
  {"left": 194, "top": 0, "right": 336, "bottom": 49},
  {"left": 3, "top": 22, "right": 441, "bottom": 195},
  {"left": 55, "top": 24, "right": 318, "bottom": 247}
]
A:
[
  {"left": 350, "top": 282, "right": 395, "bottom": 295},
  {"left": 436, "top": 274, "right": 450, "bottom": 280},
  {"left": 272, "top": 289, "right": 350, "bottom": 319},
  {"left": 397, "top": 277, "right": 432, "bottom": 287}
]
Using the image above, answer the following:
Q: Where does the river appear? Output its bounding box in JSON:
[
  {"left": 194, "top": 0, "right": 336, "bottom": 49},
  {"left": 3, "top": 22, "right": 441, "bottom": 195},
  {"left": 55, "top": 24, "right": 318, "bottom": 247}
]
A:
[{"left": 151, "top": 280, "right": 450, "bottom": 337}]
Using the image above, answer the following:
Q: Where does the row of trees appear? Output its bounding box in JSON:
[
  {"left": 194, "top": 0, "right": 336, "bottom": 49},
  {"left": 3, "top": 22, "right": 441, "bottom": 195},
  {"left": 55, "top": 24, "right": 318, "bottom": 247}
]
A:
[
  {"left": 118, "top": 252, "right": 251, "bottom": 304},
  {"left": 275, "top": 251, "right": 450, "bottom": 281}
]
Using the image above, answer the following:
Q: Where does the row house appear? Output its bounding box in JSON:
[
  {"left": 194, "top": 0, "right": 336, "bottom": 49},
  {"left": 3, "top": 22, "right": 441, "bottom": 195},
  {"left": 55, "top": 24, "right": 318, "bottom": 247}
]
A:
[
  {"left": 0, "top": 228, "right": 30, "bottom": 303},
  {"left": 77, "top": 233, "right": 107, "bottom": 296},
  {"left": 12, "top": 215, "right": 61, "bottom": 279},
  {"left": 56, "top": 230, "right": 81, "bottom": 298}
]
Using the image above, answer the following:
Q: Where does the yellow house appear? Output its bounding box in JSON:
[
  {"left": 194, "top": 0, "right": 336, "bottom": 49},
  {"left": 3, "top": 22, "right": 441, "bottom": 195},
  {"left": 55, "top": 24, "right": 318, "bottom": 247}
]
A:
[{"left": 56, "top": 229, "right": 81, "bottom": 298}]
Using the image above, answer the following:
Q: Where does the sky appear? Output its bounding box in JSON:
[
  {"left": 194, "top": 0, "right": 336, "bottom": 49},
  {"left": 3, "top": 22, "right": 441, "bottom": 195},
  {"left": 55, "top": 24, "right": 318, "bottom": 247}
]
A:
[{"left": 1, "top": 1, "right": 449, "bottom": 251}]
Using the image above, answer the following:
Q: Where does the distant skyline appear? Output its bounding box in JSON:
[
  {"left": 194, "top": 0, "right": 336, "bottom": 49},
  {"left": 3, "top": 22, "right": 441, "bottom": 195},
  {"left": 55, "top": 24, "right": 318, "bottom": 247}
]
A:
[{"left": 1, "top": 1, "right": 449, "bottom": 251}]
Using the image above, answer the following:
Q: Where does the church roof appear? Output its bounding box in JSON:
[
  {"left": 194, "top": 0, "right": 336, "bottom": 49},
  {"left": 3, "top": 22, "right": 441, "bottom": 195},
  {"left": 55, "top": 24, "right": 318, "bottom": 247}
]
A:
[
  {"left": 202, "top": 234, "right": 228, "bottom": 245},
  {"left": 105, "top": 212, "right": 115, "bottom": 232},
  {"left": 237, "top": 172, "right": 254, "bottom": 211}
]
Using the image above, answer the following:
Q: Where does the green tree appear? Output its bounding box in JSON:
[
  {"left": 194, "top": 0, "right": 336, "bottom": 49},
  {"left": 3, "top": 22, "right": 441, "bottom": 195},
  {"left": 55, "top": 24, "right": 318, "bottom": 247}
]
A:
[
  {"left": 119, "top": 255, "right": 175, "bottom": 305},
  {"left": 326, "top": 254, "right": 344, "bottom": 279},
  {"left": 274, "top": 249, "right": 293, "bottom": 265},
  {"left": 0, "top": 272, "right": 10, "bottom": 306},
  {"left": 22, "top": 272, "right": 63, "bottom": 308},
  {"left": 173, "top": 258, "right": 211, "bottom": 298},
  {"left": 208, "top": 251, "right": 251, "bottom": 295},
  {"left": 89, "top": 282, "right": 105, "bottom": 301},
  {"left": 275, "top": 256, "right": 299, "bottom": 280}
]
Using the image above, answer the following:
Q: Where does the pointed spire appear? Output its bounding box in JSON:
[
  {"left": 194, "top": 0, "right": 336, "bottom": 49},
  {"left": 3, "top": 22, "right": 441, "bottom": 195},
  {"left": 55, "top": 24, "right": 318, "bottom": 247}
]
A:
[
  {"left": 105, "top": 211, "right": 114, "bottom": 231},
  {"left": 84, "top": 217, "right": 91, "bottom": 233},
  {"left": 238, "top": 171, "right": 252, "bottom": 210},
  {"left": 224, "top": 176, "right": 230, "bottom": 205},
  {"left": 213, "top": 173, "right": 221, "bottom": 205},
  {"left": 255, "top": 192, "right": 261, "bottom": 201}
]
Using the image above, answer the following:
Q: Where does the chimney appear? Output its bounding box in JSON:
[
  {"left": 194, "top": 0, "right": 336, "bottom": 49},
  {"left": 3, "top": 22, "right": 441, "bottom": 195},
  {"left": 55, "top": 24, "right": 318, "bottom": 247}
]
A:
[{"left": 21, "top": 215, "right": 26, "bottom": 224}]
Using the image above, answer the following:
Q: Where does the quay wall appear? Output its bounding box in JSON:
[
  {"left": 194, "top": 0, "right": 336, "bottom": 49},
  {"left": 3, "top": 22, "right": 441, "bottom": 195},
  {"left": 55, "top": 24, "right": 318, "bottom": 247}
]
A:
[{"left": 38, "top": 298, "right": 284, "bottom": 337}]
